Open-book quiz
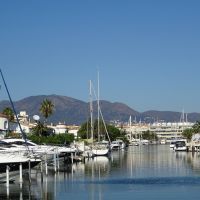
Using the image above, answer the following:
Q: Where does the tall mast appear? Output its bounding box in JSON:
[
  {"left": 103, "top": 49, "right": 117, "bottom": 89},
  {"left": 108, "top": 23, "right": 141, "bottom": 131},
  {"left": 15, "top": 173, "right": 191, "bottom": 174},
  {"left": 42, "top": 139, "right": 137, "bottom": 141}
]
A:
[
  {"left": 180, "top": 108, "right": 185, "bottom": 123},
  {"left": 97, "top": 71, "right": 100, "bottom": 142},
  {"left": 89, "top": 80, "right": 93, "bottom": 142},
  {"left": 182, "top": 108, "right": 185, "bottom": 122},
  {"left": 129, "top": 115, "right": 132, "bottom": 127},
  {"left": 91, "top": 76, "right": 111, "bottom": 144},
  {"left": 0, "top": 69, "right": 29, "bottom": 150}
]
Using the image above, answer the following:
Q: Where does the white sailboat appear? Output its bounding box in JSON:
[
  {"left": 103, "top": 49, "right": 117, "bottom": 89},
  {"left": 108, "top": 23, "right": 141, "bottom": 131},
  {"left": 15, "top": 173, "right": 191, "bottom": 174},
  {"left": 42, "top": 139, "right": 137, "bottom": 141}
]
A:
[
  {"left": 92, "top": 143, "right": 109, "bottom": 156},
  {"left": 90, "top": 75, "right": 110, "bottom": 156}
]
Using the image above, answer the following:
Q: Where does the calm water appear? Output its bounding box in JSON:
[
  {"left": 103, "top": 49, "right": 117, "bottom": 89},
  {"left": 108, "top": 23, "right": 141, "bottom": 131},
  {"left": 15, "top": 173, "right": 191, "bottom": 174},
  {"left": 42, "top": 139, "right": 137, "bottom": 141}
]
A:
[{"left": 1, "top": 145, "right": 200, "bottom": 199}]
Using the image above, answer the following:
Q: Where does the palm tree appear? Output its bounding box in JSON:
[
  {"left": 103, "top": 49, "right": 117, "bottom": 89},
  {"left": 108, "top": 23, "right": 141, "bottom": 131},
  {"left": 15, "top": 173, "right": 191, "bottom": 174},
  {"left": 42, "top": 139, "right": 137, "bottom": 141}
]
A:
[
  {"left": 39, "top": 99, "right": 54, "bottom": 123},
  {"left": 31, "top": 121, "right": 47, "bottom": 136},
  {"left": 2, "top": 107, "right": 14, "bottom": 122},
  {"left": 31, "top": 121, "right": 54, "bottom": 136},
  {"left": 2, "top": 107, "right": 15, "bottom": 133}
]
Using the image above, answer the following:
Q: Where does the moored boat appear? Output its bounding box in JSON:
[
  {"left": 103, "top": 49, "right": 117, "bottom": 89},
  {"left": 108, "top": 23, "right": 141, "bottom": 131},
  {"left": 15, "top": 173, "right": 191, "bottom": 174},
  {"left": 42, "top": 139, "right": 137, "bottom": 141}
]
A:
[
  {"left": 0, "top": 152, "right": 41, "bottom": 175},
  {"left": 92, "top": 142, "right": 109, "bottom": 156},
  {"left": 174, "top": 140, "right": 187, "bottom": 151},
  {"left": 110, "top": 139, "right": 125, "bottom": 150}
]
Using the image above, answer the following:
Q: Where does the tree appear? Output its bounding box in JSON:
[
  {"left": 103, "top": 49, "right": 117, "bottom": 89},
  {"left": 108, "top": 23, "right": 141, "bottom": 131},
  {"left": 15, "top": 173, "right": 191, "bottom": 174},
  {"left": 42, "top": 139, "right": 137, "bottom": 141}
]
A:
[
  {"left": 31, "top": 121, "right": 55, "bottom": 136},
  {"left": 2, "top": 107, "right": 14, "bottom": 134},
  {"left": 180, "top": 121, "right": 200, "bottom": 141},
  {"left": 78, "top": 119, "right": 123, "bottom": 142},
  {"left": 28, "top": 133, "right": 74, "bottom": 145},
  {"left": 182, "top": 128, "right": 193, "bottom": 140},
  {"left": 142, "top": 130, "right": 158, "bottom": 141},
  {"left": 39, "top": 99, "right": 54, "bottom": 123},
  {"left": 31, "top": 121, "right": 47, "bottom": 136},
  {"left": 192, "top": 121, "right": 200, "bottom": 133},
  {"left": 77, "top": 120, "right": 90, "bottom": 139},
  {"left": 106, "top": 124, "right": 121, "bottom": 141},
  {"left": 2, "top": 107, "right": 14, "bottom": 122}
]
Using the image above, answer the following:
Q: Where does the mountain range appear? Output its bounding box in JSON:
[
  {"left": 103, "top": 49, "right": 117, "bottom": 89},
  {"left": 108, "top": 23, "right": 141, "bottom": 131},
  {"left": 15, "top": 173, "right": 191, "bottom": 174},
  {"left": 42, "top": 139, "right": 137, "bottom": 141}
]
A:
[{"left": 0, "top": 94, "right": 199, "bottom": 125}]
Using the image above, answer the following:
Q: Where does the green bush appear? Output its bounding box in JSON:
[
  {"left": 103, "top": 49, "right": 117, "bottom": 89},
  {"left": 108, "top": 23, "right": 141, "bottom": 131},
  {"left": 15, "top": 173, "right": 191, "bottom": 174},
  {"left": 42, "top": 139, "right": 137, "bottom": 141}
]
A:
[{"left": 28, "top": 133, "right": 74, "bottom": 145}]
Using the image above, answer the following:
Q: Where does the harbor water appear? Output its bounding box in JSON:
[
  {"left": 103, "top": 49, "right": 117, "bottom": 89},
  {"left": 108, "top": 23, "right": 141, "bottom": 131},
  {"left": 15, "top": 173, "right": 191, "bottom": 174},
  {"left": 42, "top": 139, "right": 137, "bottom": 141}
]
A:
[{"left": 1, "top": 145, "right": 200, "bottom": 199}]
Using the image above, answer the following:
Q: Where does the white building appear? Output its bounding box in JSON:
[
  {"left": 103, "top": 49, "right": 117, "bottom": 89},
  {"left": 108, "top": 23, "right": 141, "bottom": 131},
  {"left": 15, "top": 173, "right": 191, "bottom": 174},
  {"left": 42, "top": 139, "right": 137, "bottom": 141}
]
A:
[
  {"left": 123, "top": 121, "right": 194, "bottom": 143},
  {"left": 123, "top": 123, "right": 149, "bottom": 142},
  {"left": 17, "top": 111, "right": 29, "bottom": 123},
  {"left": 68, "top": 129, "right": 79, "bottom": 138},
  {"left": 53, "top": 123, "right": 68, "bottom": 134},
  {"left": 150, "top": 122, "right": 194, "bottom": 141},
  {"left": 9, "top": 121, "right": 31, "bottom": 134}
]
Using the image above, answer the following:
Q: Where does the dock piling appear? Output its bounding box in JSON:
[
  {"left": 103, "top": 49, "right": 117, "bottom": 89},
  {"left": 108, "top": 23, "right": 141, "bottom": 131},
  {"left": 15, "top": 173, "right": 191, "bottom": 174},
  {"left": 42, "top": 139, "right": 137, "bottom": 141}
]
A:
[
  {"left": 28, "top": 160, "right": 31, "bottom": 183},
  {"left": 41, "top": 161, "right": 43, "bottom": 183},
  {"left": 6, "top": 165, "right": 9, "bottom": 187},
  {"left": 54, "top": 150, "right": 57, "bottom": 173},
  {"left": 57, "top": 150, "right": 60, "bottom": 170},
  {"left": 19, "top": 163, "right": 23, "bottom": 183},
  {"left": 45, "top": 154, "right": 48, "bottom": 175}
]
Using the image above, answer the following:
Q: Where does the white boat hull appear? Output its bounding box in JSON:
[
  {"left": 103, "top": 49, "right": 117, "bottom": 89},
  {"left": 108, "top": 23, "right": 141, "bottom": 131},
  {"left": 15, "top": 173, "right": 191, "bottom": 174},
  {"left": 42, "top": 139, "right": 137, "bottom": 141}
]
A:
[
  {"left": 92, "top": 149, "right": 109, "bottom": 156},
  {"left": 174, "top": 146, "right": 187, "bottom": 151}
]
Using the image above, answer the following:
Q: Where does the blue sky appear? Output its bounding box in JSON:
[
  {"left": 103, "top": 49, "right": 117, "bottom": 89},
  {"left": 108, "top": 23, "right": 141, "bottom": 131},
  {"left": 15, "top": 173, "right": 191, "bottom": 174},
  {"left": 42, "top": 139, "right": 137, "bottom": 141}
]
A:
[{"left": 0, "top": 0, "right": 200, "bottom": 113}]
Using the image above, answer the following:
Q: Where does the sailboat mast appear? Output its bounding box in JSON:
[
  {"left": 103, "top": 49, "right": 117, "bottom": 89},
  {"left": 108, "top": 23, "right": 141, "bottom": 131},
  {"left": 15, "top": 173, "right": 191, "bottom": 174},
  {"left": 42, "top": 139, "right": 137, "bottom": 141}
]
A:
[
  {"left": 89, "top": 80, "right": 94, "bottom": 141},
  {"left": 97, "top": 71, "right": 100, "bottom": 142},
  {"left": 0, "top": 69, "right": 29, "bottom": 150},
  {"left": 129, "top": 115, "right": 132, "bottom": 127}
]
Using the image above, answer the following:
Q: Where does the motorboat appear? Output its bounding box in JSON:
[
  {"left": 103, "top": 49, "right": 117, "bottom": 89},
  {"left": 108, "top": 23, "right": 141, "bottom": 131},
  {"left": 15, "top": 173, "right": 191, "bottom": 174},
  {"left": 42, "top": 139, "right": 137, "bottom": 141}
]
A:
[
  {"left": 160, "top": 139, "right": 166, "bottom": 144},
  {"left": 131, "top": 139, "right": 140, "bottom": 146},
  {"left": 110, "top": 140, "right": 125, "bottom": 150},
  {"left": 170, "top": 139, "right": 187, "bottom": 149},
  {"left": 0, "top": 151, "right": 41, "bottom": 182},
  {"left": 141, "top": 139, "right": 149, "bottom": 145},
  {"left": 2, "top": 138, "right": 55, "bottom": 155},
  {"left": 170, "top": 141, "right": 177, "bottom": 149},
  {"left": 0, "top": 151, "right": 41, "bottom": 173},
  {"left": 2, "top": 138, "right": 77, "bottom": 155},
  {"left": 174, "top": 140, "right": 188, "bottom": 151}
]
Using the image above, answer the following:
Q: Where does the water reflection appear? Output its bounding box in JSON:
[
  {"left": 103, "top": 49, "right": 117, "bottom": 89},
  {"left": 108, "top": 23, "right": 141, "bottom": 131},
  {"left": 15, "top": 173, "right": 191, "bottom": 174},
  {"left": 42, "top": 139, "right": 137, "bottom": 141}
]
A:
[
  {"left": 1, "top": 145, "right": 200, "bottom": 199},
  {"left": 174, "top": 151, "right": 200, "bottom": 174},
  {"left": 0, "top": 181, "right": 32, "bottom": 200},
  {"left": 84, "top": 156, "right": 110, "bottom": 179},
  {"left": 125, "top": 145, "right": 196, "bottom": 178}
]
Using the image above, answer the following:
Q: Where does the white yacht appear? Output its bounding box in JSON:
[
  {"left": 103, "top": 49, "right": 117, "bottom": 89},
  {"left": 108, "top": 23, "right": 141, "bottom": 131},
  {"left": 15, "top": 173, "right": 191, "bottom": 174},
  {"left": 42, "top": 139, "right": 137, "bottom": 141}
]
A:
[
  {"left": 92, "top": 141, "right": 110, "bottom": 156},
  {"left": 170, "top": 139, "right": 187, "bottom": 149},
  {"left": 1, "top": 138, "right": 77, "bottom": 161},
  {"left": 110, "top": 140, "right": 125, "bottom": 150},
  {"left": 160, "top": 139, "right": 166, "bottom": 144},
  {"left": 173, "top": 140, "right": 188, "bottom": 151},
  {"left": 0, "top": 151, "right": 41, "bottom": 178},
  {"left": 141, "top": 139, "right": 149, "bottom": 145},
  {"left": 2, "top": 138, "right": 55, "bottom": 154}
]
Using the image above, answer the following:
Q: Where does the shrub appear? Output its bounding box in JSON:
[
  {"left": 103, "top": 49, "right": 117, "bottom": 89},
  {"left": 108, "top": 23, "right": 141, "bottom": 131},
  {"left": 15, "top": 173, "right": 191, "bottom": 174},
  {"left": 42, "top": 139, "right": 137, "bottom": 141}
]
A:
[{"left": 28, "top": 133, "right": 74, "bottom": 145}]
